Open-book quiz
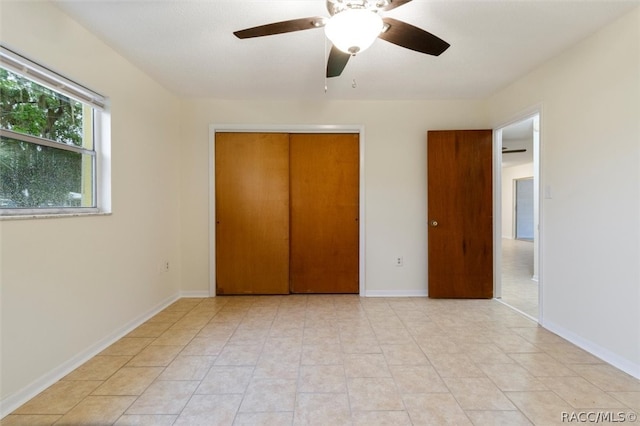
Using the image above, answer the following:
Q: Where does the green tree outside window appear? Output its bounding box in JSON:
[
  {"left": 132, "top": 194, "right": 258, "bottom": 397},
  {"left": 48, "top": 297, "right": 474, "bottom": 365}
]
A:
[{"left": 1, "top": 68, "right": 92, "bottom": 208}]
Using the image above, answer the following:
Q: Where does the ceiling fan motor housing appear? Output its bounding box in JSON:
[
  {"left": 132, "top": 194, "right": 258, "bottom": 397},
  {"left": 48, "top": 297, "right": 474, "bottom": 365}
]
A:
[{"left": 326, "top": 0, "right": 392, "bottom": 15}]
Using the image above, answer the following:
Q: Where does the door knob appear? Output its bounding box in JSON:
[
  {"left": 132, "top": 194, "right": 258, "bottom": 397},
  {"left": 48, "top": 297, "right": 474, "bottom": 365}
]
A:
[{"left": 430, "top": 220, "right": 439, "bottom": 227}]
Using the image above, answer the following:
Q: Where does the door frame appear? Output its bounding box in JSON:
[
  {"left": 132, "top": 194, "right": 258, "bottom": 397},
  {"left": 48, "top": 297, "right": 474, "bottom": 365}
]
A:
[
  {"left": 208, "top": 124, "right": 366, "bottom": 297},
  {"left": 493, "top": 108, "right": 543, "bottom": 322}
]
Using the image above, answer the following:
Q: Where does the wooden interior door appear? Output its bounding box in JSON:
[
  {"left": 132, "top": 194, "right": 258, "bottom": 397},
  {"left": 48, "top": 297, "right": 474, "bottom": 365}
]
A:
[
  {"left": 215, "top": 132, "right": 290, "bottom": 295},
  {"left": 290, "top": 133, "right": 359, "bottom": 293},
  {"left": 427, "top": 130, "right": 493, "bottom": 298}
]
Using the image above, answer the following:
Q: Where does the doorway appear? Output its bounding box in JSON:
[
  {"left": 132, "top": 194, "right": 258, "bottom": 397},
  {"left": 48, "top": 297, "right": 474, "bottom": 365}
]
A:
[{"left": 495, "top": 114, "right": 540, "bottom": 320}]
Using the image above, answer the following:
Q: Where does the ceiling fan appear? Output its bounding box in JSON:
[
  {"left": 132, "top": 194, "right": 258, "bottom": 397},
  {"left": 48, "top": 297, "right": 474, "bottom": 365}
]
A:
[
  {"left": 233, "top": 0, "right": 450, "bottom": 78},
  {"left": 502, "top": 147, "right": 527, "bottom": 154}
]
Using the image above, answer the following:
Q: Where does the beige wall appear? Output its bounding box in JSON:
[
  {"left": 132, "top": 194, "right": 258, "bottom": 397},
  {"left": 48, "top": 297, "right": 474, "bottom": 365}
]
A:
[
  {"left": 0, "top": 0, "right": 182, "bottom": 409},
  {"left": 488, "top": 7, "right": 640, "bottom": 375},
  {"left": 178, "top": 99, "right": 489, "bottom": 297}
]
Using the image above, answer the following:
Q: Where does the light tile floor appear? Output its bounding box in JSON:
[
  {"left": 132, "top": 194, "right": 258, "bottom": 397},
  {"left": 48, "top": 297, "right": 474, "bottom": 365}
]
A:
[
  {"left": 4, "top": 296, "right": 639, "bottom": 425},
  {"left": 501, "top": 238, "right": 539, "bottom": 318}
]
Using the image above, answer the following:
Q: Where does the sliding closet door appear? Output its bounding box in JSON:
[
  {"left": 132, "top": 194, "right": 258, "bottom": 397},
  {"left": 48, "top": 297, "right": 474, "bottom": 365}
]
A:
[
  {"left": 289, "top": 133, "right": 359, "bottom": 293},
  {"left": 215, "top": 132, "right": 290, "bottom": 294}
]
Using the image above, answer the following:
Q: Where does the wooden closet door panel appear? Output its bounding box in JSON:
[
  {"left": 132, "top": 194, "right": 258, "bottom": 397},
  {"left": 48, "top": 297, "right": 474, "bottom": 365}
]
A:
[
  {"left": 290, "top": 133, "right": 359, "bottom": 294},
  {"left": 215, "top": 132, "right": 290, "bottom": 295}
]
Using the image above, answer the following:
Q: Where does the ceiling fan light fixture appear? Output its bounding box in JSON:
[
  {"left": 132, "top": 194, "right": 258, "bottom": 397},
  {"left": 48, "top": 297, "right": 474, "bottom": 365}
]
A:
[{"left": 324, "top": 9, "right": 383, "bottom": 55}]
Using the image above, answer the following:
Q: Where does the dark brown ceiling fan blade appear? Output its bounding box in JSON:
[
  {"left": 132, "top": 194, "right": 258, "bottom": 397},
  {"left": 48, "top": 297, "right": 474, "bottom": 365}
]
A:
[
  {"left": 378, "top": 17, "right": 450, "bottom": 56},
  {"left": 326, "top": 45, "right": 351, "bottom": 78},
  {"left": 503, "top": 149, "right": 527, "bottom": 154},
  {"left": 234, "top": 16, "right": 325, "bottom": 39},
  {"left": 379, "top": 0, "right": 413, "bottom": 12}
]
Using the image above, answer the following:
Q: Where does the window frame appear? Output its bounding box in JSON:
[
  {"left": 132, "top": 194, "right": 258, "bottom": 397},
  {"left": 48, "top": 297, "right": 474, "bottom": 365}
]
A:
[{"left": 0, "top": 46, "right": 109, "bottom": 217}]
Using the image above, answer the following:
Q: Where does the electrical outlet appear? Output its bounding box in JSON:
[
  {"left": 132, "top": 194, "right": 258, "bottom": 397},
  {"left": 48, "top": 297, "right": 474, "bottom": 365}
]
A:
[
  {"left": 164, "top": 261, "right": 170, "bottom": 272},
  {"left": 395, "top": 256, "right": 403, "bottom": 267}
]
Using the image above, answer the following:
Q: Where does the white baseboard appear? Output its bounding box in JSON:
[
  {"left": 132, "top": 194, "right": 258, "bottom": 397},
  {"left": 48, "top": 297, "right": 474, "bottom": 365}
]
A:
[
  {"left": 365, "top": 289, "right": 428, "bottom": 297},
  {"left": 541, "top": 319, "right": 640, "bottom": 380},
  {"left": 180, "top": 290, "right": 211, "bottom": 298},
  {"left": 0, "top": 292, "right": 181, "bottom": 418}
]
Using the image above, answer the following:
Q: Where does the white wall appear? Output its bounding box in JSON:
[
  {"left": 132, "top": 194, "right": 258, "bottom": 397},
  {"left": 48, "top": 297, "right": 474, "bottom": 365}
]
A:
[
  {"left": 488, "top": 7, "right": 640, "bottom": 376},
  {"left": 501, "top": 162, "right": 534, "bottom": 239},
  {"left": 0, "top": 1, "right": 183, "bottom": 412},
  {"left": 179, "top": 99, "right": 489, "bottom": 297}
]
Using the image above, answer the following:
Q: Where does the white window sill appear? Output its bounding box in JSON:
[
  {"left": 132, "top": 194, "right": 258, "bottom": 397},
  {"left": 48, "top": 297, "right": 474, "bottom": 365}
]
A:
[{"left": 0, "top": 211, "right": 112, "bottom": 221}]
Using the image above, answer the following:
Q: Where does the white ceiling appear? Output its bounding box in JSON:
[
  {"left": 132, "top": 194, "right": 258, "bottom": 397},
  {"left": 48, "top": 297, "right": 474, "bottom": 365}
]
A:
[
  {"left": 501, "top": 117, "right": 534, "bottom": 168},
  {"left": 52, "top": 0, "right": 639, "bottom": 100}
]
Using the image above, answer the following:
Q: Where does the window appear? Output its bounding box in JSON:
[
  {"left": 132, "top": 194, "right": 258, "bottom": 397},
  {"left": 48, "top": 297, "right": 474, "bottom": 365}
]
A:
[{"left": 0, "top": 46, "right": 108, "bottom": 216}]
